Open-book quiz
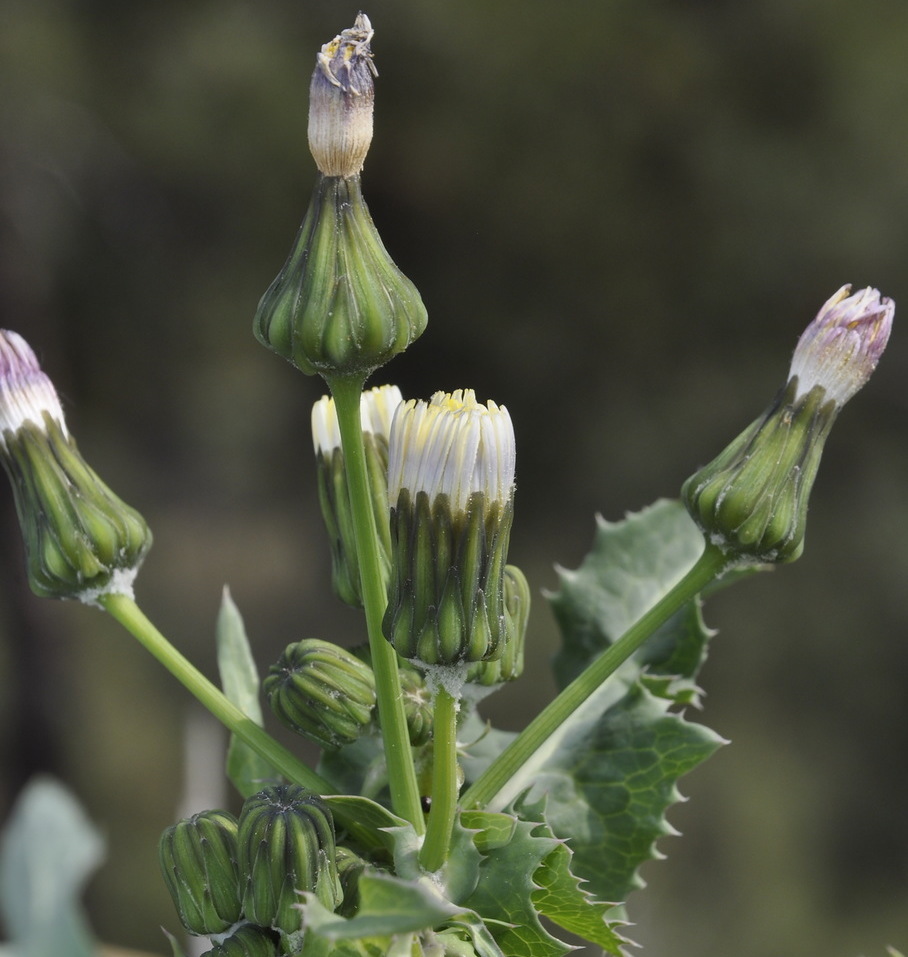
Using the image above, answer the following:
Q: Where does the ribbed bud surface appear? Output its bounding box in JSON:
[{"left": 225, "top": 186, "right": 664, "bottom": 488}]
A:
[
  {"left": 158, "top": 810, "right": 242, "bottom": 935},
  {"left": 238, "top": 785, "right": 340, "bottom": 933},
  {"left": 253, "top": 174, "right": 427, "bottom": 379},
  {"left": 466, "top": 564, "right": 531, "bottom": 687},
  {"left": 263, "top": 639, "right": 376, "bottom": 750},
  {"left": 0, "top": 330, "right": 151, "bottom": 601},
  {"left": 201, "top": 924, "right": 281, "bottom": 957}
]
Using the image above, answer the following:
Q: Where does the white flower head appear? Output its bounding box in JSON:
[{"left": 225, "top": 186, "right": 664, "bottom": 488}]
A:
[
  {"left": 789, "top": 285, "right": 894, "bottom": 406},
  {"left": 311, "top": 384, "right": 404, "bottom": 456},
  {"left": 387, "top": 389, "right": 516, "bottom": 513},
  {"left": 0, "top": 330, "right": 68, "bottom": 451}
]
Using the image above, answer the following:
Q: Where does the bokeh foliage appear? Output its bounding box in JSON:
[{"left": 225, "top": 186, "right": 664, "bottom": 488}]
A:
[{"left": 1, "top": 1, "right": 907, "bottom": 954}]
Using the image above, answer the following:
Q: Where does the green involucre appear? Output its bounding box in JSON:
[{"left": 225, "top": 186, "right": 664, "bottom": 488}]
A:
[
  {"left": 158, "top": 809, "right": 242, "bottom": 935},
  {"left": 682, "top": 379, "right": 837, "bottom": 564},
  {"left": 1, "top": 414, "right": 151, "bottom": 600},
  {"left": 253, "top": 173, "right": 427, "bottom": 378},
  {"left": 264, "top": 639, "right": 377, "bottom": 750}
]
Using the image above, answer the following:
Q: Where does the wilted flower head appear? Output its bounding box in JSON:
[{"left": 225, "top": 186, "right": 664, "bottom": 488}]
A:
[
  {"left": 789, "top": 285, "right": 893, "bottom": 406},
  {"left": 383, "top": 390, "right": 517, "bottom": 667},
  {"left": 0, "top": 330, "right": 151, "bottom": 601},
  {"left": 308, "top": 13, "right": 377, "bottom": 178}
]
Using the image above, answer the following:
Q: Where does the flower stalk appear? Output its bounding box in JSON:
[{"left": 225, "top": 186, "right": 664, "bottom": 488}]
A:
[
  {"left": 460, "top": 542, "right": 728, "bottom": 811},
  {"left": 327, "top": 375, "right": 424, "bottom": 832}
]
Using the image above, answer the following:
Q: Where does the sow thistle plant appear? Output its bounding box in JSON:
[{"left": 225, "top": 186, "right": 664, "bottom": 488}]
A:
[{"left": 0, "top": 14, "right": 897, "bottom": 957}]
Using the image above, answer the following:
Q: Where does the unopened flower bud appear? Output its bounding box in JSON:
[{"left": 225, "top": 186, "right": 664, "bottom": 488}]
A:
[
  {"left": 308, "top": 14, "right": 376, "bottom": 178},
  {"left": 683, "top": 285, "right": 893, "bottom": 564},
  {"left": 254, "top": 19, "right": 427, "bottom": 379},
  {"left": 383, "top": 390, "right": 517, "bottom": 666},
  {"left": 238, "top": 785, "right": 341, "bottom": 933},
  {"left": 399, "top": 666, "right": 434, "bottom": 746},
  {"left": 465, "top": 564, "right": 530, "bottom": 689},
  {"left": 158, "top": 810, "right": 242, "bottom": 936},
  {"left": 0, "top": 331, "right": 152, "bottom": 602},
  {"left": 312, "top": 385, "right": 401, "bottom": 606},
  {"left": 263, "top": 639, "right": 376, "bottom": 750},
  {"left": 334, "top": 845, "right": 368, "bottom": 917},
  {"left": 201, "top": 924, "right": 280, "bottom": 957}
]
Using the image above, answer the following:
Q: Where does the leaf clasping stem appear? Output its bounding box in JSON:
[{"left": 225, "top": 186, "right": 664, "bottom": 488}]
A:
[{"left": 459, "top": 542, "right": 728, "bottom": 812}]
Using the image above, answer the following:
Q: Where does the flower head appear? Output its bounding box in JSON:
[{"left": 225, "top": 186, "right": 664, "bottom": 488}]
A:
[
  {"left": 789, "top": 285, "right": 894, "bottom": 406},
  {"left": 0, "top": 330, "right": 152, "bottom": 601},
  {"left": 387, "top": 390, "right": 516, "bottom": 515},
  {"left": 383, "top": 390, "right": 517, "bottom": 667}
]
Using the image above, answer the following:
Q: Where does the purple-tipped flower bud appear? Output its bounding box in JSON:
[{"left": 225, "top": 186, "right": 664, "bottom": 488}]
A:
[
  {"left": 788, "top": 285, "right": 893, "bottom": 406},
  {"left": 383, "top": 390, "right": 517, "bottom": 666},
  {"left": 312, "top": 385, "right": 401, "bottom": 606},
  {"left": 0, "top": 331, "right": 152, "bottom": 601},
  {"left": 263, "top": 639, "right": 376, "bottom": 750},
  {"left": 683, "top": 286, "right": 894, "bottom": 564}
]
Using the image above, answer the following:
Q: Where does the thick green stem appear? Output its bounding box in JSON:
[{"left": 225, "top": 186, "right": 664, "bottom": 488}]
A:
[
  {"left": 418, "top": 683, "right": 459, "bottom": 872},
  {"left": 99, "top": 593, "right": 331, "bottom": 794},
  {"left": 460, "top": 542, "right": 727, "bottom": 811},
  {"left": 328, "top": 375, "right": 424, "bottom": 832}
]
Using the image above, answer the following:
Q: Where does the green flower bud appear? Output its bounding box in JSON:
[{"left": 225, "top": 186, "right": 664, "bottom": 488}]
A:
[
  {"left": 0, "top": 330, "right": 152, "bottom": 602},
  {"left": 158, "top": 810, "right": 242, "bottom": 936},
  {"left": 253, "top": 20, "right": 426, "bottom": 379},
  {"left": 465, "top": 564, "right": 531, "bottom": 689},
  {"left": 311, "top": 385, "right": 401, "bottom": 606},
  {"left": 334, "top": 845, "right": 368, "bottom": 917},
  {"left": 383, "top": 390, "right": 517, "bottom": 666},
  {"left": 683, "top": 285, "right": 893, "bottom": 564},
  {"left": 201, "top": 924, "right": 281, "bottom": 957},
  {"left": 399, "top": 667, "right": 434, "bottom": 746},
  {"left": 238, "top": 785, "right": 341, "bottom": 933},
  {"left": 263, "top": 639, "right": 376, "bottom": 750}
]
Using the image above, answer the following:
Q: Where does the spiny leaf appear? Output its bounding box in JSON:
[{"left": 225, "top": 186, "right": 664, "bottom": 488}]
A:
[
  {"left": 216, "top": 586, "right": 279, "bottom": 796},
  {"left": 461, "top": 816, "right": 568, "bottom": 957},
  {"left": 530, "top": 826, "right": 628, "bottom": 955}
]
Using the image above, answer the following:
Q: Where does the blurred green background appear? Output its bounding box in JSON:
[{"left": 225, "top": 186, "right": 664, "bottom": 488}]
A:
[{"left": 1, "top": 0, "right": 907, "bottom": 954}]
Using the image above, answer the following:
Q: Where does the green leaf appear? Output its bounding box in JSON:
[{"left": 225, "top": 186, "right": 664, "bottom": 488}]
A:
[
  {"left": 300, "top": 871, "right": 462, "bottom": 940},
  {"left": 533, "top": 500, "right": 726, "bottom": 906},
  {"left": 0, "top": 777, "right": 104, "bottom": 957},
  {"left": 216, "top": 586, "right": 279, "bottom": 796},
  {"left": 550, "top": 499, "right": 706, "bottom": 688},
  {"left": 531, "top": 830, "right": 628, "bottom": 955},
  {"left": 461, "top": 816, "right": 568, "bottom": 957}
]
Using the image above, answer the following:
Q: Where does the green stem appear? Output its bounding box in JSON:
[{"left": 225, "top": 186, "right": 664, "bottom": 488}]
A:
[
  {"left": 460, "top": 542, "right": 727, "bottom": 811},
  {"left": 99, "top": 592, "right": 331, "bottom": 794},
  {"left": 328, "top": 375, "right": 424, "bottom": 833},
  {"left": 418, "top": 683, "right": 459, "bottom": 872}
]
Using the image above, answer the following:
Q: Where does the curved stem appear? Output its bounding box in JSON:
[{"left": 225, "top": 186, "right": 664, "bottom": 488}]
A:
[
  {"left": 418, "top": 684, "right": 459, "bottom": 872},
  {"left": 460, "top": 542, "right": 727, "bottom": 811},
  {"left": 99, "top": 592, "right": 331, "bottom": 794},
  {"left": 328, "top": 375, "right": 424, "bottom": 832}
]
